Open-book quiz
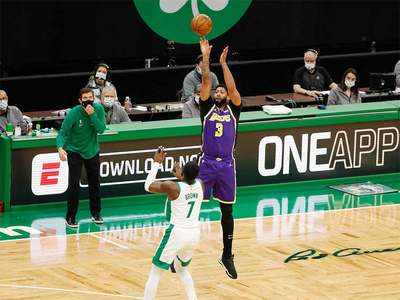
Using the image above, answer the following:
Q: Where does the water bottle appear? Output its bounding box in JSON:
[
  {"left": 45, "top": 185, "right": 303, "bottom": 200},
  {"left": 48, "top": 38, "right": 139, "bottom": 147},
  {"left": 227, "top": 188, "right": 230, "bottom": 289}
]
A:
[
  {"left": 124, "top": 96, "right": 132, "bottom": 112},
  {"left": 5, "top": 123, "right": 14, "bottom": 136},
  {"left": 35, "top": 123, "right": 41, "bottom": 136},
  {"left": 145, "top": 59, "right": 152, "bottom": 69},
  {"left": 370, "top": 41, "right": 376, "bottom": 53},
  {"left": 14, "top": 125, "right": 21, "bottom": 137}
]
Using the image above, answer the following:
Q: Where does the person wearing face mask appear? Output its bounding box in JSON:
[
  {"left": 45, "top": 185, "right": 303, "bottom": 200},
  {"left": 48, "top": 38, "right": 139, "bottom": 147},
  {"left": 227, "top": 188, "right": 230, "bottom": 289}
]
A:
[
  {"left": 86, "top": 62, "right": 117, "bottom": 103},
  {"left": 56, "top": 88, "right": 106, "bottom": 228},
  {"left": 100, "top": 86, "right": 130, "bottom": 124},
  {"left": 293, "top": 49, "right": 338, "bottom": 98},
  {"left": 327, "top": 68, "right": 361, "bottom": 105},
  {"left": 0, "top": 89, "right": 28, "bottom": 135},
  {"left": 181, "top": 54, "right": 219, "bottom": 102},
  {"left": 182, "top": 84, "right": 202, "bottom": 118}
]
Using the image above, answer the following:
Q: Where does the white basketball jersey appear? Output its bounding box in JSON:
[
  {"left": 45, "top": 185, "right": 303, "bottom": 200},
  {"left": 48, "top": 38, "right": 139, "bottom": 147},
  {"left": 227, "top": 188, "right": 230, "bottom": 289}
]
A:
[{"left": 164, "top": 179, "right": 204, "bottom": 229}]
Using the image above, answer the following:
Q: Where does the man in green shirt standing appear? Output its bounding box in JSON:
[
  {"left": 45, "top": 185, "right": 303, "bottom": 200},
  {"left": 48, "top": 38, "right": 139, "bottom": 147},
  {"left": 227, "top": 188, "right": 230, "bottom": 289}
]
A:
[{"left": 57, "top": 88, "right": 106, "bottom": 228}]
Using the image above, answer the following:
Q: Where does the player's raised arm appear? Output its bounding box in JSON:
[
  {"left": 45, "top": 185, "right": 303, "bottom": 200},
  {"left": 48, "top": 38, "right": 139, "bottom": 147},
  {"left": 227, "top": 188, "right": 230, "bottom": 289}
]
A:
[
  {"left": 199, "top": 38, "right": 213, "bottom": 101},
  {"left": 220, "top": 46, "right": 241, "bottom": 106},
  {"left": 144, "top": 147, "right": 180, "bottom": 201}
]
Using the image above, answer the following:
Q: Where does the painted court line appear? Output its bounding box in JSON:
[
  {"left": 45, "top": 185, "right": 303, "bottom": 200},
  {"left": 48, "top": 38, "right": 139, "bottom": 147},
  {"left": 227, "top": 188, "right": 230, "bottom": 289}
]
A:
[
  {"left": 0, "top": 283, "right": 142, "bottom": 299},
  {"left": 1, "top": 203, "right": 400, "bottom": 244},
  {"left": 90, "top": 233, "right": 130, "bottom": 249}
]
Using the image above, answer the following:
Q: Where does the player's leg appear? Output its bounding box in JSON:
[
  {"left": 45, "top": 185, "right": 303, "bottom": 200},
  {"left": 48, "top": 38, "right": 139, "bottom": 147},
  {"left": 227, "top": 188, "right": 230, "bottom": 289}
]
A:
[
  {"left": 219, "top": 202, "right": 234, "bottom": 259},
  {"left": 174, "top": 230, "right": 200, "bottom": 300},
  {"left": 144, "top": 265, "right": 164, "bottom": 300},
  {"left": 146, "top": 224, "right": 178, "bottom": 299},
  {"left": 173, "top": 255, "right": 197, "bottom": 300},
  {"left": 214, "top": 161, "right": 237, "bottom": 279},
  {"left": 218, "top": 202, "right": 237, "bottom": 279}
]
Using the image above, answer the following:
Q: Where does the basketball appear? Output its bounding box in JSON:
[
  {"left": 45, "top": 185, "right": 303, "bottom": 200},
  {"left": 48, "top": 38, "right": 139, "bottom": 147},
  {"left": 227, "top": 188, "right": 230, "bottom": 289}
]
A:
[{"left": 191, "top": 14, "right": 213, "bottom": 37}]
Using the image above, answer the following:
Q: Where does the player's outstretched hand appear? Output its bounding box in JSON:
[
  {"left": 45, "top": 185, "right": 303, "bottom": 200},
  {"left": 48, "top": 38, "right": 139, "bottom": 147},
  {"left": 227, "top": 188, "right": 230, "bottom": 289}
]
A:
[
  {"left": 220, "top": 46, "right": 229, "bottom": 65},
  {"left": 200, "top": 38, "right": 212, "bottom": 57},
  {"left": 154, "top": 146, "right": 166, "bottom": 164},
  {"left": 172, "top": 162, "right": 184, "bottom": 181}
]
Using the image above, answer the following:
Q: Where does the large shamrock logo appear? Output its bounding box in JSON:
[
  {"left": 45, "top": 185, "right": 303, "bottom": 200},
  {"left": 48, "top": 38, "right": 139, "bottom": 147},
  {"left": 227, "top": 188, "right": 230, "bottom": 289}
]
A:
[
  {"left": 160, "top": 0, "right": 229, "bottom": 16},
  {"left": 133, "top": 0, "right": 252, "bottom": 44}
]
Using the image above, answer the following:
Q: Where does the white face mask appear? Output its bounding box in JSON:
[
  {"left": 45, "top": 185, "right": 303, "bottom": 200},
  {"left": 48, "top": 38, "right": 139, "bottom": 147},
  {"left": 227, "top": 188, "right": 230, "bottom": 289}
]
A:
[
  {"left": 345, "top": 79, "right": 355, "bottom": 89},
  {"left": 103, "top": 97, "right": 115, "bottom": 108},
  {"left": 95, "top": 71, "right": 107, "bottom": 80},
  {"left": 0, "top": 100, "right": 8, "bottom": 111},
  {"left": 305, "top": 63, "right": 316, "bottom": 70},
  {"left": 196, "top": 66, "right": 202, "bottom": 75}
]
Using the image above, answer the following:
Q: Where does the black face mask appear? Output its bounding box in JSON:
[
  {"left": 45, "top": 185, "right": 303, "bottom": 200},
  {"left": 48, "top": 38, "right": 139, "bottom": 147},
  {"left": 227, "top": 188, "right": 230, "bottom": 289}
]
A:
[
  {"left": 215, "top": 98, "right": 227, "bottom": 108},
  {"left": 81, "top": 100, "right": 94, "bottom": 108}
]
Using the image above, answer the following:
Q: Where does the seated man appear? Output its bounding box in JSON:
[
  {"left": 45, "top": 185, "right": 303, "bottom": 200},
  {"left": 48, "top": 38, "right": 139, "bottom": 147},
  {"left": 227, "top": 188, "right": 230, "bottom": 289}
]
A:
[
  {"left": 0, "top": 89, "right": 28, "bottom": 135},
  {"left": 182, "top": 84, "right": 201, "bottom": 119},
  {"left": 100, "top": 86, "right": 131, "bottom": 124},
  {"left": 394, "top": 60, "right": 400, "bottom": 88},
  {"left": 293, "top": 49, "right": 337, "bottom": 97},
  {"left": 181, "top": 54, "right": 219, "bottom": 102},
  {"left": 86, "top": 62, "right": 117, "bottom": 103}
]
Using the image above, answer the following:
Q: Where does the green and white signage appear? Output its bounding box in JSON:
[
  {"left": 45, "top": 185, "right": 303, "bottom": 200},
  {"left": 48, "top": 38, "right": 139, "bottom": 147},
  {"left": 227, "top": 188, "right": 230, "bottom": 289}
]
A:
[{"left": 133, "top": 0, "right": 252, "bottom": 44}]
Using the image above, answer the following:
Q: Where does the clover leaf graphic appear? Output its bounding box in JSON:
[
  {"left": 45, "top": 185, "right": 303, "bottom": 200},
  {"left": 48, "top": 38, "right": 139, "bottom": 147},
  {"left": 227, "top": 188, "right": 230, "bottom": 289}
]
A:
[{"left": 160, "top": 0, "right": 229, "bottom": 16}]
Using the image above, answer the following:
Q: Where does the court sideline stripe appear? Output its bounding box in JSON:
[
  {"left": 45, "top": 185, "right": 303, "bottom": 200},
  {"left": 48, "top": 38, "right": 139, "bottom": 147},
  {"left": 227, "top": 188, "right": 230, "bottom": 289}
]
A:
[{"left": 0, "top": 202, "right": 400, "bottom": 244}]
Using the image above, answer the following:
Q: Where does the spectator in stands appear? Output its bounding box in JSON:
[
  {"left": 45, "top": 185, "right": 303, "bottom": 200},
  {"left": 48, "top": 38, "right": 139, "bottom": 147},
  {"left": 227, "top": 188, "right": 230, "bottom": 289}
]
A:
[
  {"left": 327, "top": 68, "right": 361, "bottom": 105},
  {"left": 181, "top": 54, "right": 219, "bottom": 102},
  {"left": 394, "top": 60, "right": 400, "bottom": 88},
  {"left": 100, "top": 86, "right": 131, "bottom": 124},
  {"left": 182, "top": 84, "right": 201, "bottom": 118},
  {"left": 86, "top": 62, "right": 116, "bottom": 103},
  {"left": 293, "top": 49, "right": 338, "bottom": 97},
  {"left": 0, "top": 89, "right": 28, "bottom": 135}
]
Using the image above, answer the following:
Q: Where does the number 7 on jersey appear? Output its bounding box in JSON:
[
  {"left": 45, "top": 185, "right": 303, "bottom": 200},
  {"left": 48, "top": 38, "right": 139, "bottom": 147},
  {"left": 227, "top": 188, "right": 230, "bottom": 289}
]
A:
[{"left": 187, "top": 201, "right": 195, "bottom": 218}]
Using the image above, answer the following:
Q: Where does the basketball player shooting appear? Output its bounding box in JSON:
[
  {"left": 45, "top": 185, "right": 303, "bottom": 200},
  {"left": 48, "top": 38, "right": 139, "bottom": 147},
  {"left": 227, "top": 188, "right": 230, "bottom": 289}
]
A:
[
  {"left": 143, "top": 147, "right": 204, "bottom": 300},
  {"left": 198, "top": 38, "right": 242, "bottom": 279}
]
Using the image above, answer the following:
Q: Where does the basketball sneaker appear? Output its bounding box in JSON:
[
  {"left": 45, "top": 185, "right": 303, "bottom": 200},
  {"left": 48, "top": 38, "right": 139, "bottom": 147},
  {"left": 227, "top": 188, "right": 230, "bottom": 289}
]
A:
[
  {"left": 218, "top": 255, "right": 237, "bottom": 279},
  {"left": 91, "top": 214, "right": 104, "bottom": 224},
  {"left": 65, "top": 217, "right": 78, "bottom": 228}
]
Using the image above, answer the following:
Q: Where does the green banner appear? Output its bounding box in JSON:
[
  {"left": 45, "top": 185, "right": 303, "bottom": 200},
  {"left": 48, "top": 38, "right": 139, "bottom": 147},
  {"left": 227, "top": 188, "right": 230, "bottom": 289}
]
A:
[{"left": 133, "top": 0, "right": 252, "bottom": 44}]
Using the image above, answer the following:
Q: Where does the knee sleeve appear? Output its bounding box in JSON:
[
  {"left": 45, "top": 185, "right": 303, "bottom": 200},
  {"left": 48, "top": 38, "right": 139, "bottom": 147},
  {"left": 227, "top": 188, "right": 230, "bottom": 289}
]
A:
[{"left": 220, "top": 203, "right": 233, "bottom": 221}]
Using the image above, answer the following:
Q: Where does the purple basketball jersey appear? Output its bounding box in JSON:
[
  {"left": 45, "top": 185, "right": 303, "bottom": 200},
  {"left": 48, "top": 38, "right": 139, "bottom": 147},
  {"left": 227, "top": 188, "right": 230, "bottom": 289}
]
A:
[
  {"left": 202, "top": 105, "right": 238, "bottom": 161},
  {"left": 199, "top": 99, "right": 242, "bottom": 202}
]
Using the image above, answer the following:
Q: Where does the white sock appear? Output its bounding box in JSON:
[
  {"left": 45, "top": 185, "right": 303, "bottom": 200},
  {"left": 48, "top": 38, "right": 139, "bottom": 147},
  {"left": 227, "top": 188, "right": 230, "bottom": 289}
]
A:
[
  {"left": 144, "top": 265, "right": 163, "bottom": 300},
  {"left": 174, "top": 258, "right": 197, "bottom": 300}
]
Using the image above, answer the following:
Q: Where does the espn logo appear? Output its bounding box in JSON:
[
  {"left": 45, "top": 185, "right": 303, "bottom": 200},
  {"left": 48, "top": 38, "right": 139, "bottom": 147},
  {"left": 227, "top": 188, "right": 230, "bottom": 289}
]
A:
[
  {"left": 41, "top": 162, "right": 60, "bottom": 185},
  {"left": 31, "top": 153, "right": 69, "bottom": 196}
]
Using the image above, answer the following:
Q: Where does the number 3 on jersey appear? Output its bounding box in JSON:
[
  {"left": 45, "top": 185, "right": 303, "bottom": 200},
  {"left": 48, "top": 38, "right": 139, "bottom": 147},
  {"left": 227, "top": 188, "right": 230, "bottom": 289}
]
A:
[{"left": 215, "top": 123, "right": 223, "bottom": 137}]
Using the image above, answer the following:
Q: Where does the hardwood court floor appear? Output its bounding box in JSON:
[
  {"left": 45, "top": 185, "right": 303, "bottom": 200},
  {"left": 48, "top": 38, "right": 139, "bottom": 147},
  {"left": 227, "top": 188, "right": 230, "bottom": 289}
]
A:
[{"left": 1, "top": 174, "right": 400, "bottom": 299}]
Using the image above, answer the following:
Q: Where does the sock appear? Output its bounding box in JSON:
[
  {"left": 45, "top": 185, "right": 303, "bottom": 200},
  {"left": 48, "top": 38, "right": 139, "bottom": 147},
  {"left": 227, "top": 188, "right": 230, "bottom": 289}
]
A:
[
  {"left": 144, "top": 265, "right": 163, "bottom": 300},
  {"left": 174, "top": 258, "right": 197, "bottom": 300},
  {"left": 220, "top": 203, "right": 234, "bottom": 259}
]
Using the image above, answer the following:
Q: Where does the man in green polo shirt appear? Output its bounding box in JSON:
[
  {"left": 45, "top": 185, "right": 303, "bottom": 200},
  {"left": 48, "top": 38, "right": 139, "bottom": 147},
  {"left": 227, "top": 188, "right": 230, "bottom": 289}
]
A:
[{"left": 57, "top": 88, "right": 106, "bottom": 228}]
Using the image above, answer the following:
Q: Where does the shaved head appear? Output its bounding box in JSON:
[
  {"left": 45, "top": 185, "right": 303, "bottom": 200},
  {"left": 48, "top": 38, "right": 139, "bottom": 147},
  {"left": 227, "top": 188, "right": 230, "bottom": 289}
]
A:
[{"left": 0, "top": 90, "right": 8, "bottom": 100}]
